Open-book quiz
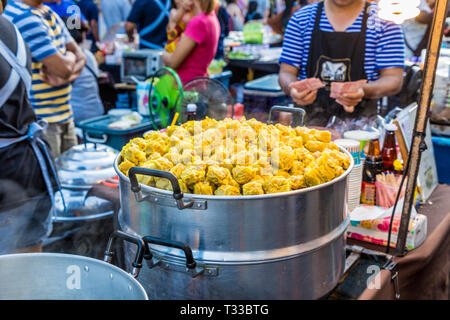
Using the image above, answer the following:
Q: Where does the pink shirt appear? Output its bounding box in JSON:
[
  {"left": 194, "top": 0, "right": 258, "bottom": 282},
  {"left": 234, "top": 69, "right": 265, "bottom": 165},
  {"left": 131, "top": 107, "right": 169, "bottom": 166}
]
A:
[{"left": 177, "top": 12, "right": 220, "bottom": 84}]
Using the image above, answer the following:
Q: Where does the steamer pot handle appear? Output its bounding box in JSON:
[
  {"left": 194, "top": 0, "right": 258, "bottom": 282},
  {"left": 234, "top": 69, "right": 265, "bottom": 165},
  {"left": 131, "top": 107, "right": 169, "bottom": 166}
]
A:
[
  {"left": 128, "top": 167, "right": 193, "bottom": 210},
  {"left": 268, "top": 106, "right": 305, "bottom": 127},
  {"left": 104, "top": 230, "right": 145, "bottom": 278},
  {"left": 143, "top": 236, "right": 197, "bottom": 269}
]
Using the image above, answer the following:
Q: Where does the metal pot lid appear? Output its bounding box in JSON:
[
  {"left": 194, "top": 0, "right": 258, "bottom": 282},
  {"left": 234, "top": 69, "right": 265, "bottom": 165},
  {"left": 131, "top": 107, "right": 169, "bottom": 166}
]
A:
[
  {"left": 56, "top": 143, "right": 118, "bottom": 189},
  {"left": 52, "top": 189, "right": 114, "bottom": 222}
]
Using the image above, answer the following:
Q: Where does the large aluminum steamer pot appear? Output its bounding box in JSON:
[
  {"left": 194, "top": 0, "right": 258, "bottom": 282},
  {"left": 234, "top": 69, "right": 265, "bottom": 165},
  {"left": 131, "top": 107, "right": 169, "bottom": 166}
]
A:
[
  {"left": 114, "top": 143, "right": 354, "bottom": 300},
  {"left": 0, "top": 252, "right": 148, "bottom": 300}
]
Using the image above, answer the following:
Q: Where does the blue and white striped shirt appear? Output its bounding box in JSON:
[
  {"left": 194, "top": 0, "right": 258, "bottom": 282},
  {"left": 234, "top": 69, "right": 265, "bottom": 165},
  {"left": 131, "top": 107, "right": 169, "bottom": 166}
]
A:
[
  {"left": 279, "top": 2, "right": 405, "bottom": 81},
  {"left": 3, "top": 0, "right": 75, "bottom": 124}
]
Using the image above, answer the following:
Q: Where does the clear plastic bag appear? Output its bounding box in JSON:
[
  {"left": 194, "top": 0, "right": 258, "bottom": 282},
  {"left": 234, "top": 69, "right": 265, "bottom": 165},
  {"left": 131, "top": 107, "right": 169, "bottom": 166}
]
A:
[
  {"left": 326, "top": 115, "right": 380, "bottom": 135},
  {"left": 375, "top": 175, "right": 406, "bottom": 208}
]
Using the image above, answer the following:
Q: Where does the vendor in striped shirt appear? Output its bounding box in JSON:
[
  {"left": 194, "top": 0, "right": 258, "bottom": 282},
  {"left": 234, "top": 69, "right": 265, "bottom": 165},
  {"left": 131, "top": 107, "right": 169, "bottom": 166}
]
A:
[
  {"left": 278, "top": 0, "right": 405, "bottom": 126},
  {"left": 3, "top": 0, "right": 86, "bottom": 157}
]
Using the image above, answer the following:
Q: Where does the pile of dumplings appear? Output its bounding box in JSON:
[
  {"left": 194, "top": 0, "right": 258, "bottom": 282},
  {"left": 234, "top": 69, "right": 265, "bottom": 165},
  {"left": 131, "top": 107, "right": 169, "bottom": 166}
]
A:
[{"left": 118, "top": 117, "right": 350, "bottom": 196}]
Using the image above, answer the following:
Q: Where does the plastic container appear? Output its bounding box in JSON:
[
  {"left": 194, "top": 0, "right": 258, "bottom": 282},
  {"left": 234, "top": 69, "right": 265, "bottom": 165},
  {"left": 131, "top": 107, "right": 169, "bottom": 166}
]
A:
[
  {"left": 432, "top": 136, "right": 450, "bottom": 184},
  {"left": 344, "top": 130, "right": 380, "bottom": 159},
  {"left": 210, "top": 70, "right": 232, "bottom": 89},
  {"left": 243, "top": 74, "right": 291, "bottom": 122},
  {"left": 77, "top": 115, "right": 155, "bottom": 151}
]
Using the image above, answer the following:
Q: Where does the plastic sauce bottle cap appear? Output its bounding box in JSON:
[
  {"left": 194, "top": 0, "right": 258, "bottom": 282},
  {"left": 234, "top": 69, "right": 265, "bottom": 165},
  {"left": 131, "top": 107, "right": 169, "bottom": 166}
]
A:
[
  {"left": 187, "top": 104, "right": 197, "bottom": 112},
  {"left": 394, "top": 159, "right": 403, "bottom": 171}
]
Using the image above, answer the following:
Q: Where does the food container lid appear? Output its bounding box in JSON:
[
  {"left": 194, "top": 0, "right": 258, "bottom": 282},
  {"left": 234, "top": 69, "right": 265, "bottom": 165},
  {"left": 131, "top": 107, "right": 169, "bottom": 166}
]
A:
[
  {"left": 52, "top": 189, "right": 114, "bottom": 221},
  {"left": 56, "top": 143, "right": 119, "bottom": 189},
  {"left": 108, "top": 108, "right": 132, "bottom": 118},
  {"left": 334, "top": 139, "right": 360, "bottom": 150},
  {"left": 344, "top": 130, "right": 380, "bottom": 141},
  {"left": 187, "top": 103, "right": 197, "bottom": 112}
]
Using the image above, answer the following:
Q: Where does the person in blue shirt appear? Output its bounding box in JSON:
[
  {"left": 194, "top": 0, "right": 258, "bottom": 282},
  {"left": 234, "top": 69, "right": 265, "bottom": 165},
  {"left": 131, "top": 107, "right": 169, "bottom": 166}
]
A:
[
  {"left": 125, "top": 0, "right": 170, "bottom": 50},
  {"left": 45, "top": 0, "right": 85, "bottom": 20},
  {"left": 45, "top": 0, "right": 89, "bottom": 30},
  {"left": 278, "top": 0, "right": 405, "bottom": 126},
  {"left": 77, "top": 0, "right": 100, "bottom": 51}
]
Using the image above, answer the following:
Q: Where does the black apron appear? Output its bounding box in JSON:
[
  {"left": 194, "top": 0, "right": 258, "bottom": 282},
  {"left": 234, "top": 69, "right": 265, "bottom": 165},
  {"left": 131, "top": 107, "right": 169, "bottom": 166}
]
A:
[
  {"left": 303, "top": 1, "right": 377, "bottom": 127},
  {"left": 0, "top": 18, "right": 60, "bottom": 213}
]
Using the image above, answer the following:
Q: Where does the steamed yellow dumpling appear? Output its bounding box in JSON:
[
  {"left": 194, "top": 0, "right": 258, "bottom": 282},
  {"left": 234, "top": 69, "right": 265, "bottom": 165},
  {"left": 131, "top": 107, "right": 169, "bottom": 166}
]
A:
[
  {"left": 263, "top": 176, "right": 291, "bottom": 194},
  {"left": 207, "top": 165, "right": 232, "bottom": 186},
  {"left": 214, "top": 185, "right": 241, "bottom": 196},
  {"left": 193, "top": 181, "right": 214, "bottom": 195},
  {"left": 232, "top": 165, "right": 257, "bottom": 185},
  {"left": 242, "top": 181, "right": 264, "bottom": 195}
]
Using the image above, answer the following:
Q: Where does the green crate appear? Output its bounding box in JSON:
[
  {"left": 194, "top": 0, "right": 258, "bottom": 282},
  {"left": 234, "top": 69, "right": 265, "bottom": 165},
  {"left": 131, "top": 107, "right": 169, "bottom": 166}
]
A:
[{"left": 77, "top": 115, "right": 156, "bottom": 151}]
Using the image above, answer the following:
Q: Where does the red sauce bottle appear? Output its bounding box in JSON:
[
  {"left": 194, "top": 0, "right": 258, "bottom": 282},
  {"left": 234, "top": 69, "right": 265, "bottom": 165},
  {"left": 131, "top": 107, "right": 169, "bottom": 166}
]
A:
[{"left": 381, "top": 123, "right": 398, "bottom": 172}]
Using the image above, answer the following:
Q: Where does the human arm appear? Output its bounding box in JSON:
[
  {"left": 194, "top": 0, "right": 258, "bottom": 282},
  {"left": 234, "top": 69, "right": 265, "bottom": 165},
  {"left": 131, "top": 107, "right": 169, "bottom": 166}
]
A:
[
  {"left": 125, "top": 0, "right": 143, "bottom": 42},
  {"left": 162, "top": 34, "right": 196, "bottom": 69},
  {"left": 125, "top": 22, "right": 137, "bottom": 42},
  {"left": 335, "top": 67, "right": 403, "bottom": 113},
  {"left": 41, "top": 41, "right": 87, "bottom": 86},
  {"left": 262, "top": 8, "right": 270, "bottom": 24},
  {"left": 89, "top": 18, "right": 100, "bottom": 43},
  {"left": 279, "top": 63, "right": 318, "bottom": 106},
  {"left": 167, "top": 8, "right": 185, "bottom": 32}
]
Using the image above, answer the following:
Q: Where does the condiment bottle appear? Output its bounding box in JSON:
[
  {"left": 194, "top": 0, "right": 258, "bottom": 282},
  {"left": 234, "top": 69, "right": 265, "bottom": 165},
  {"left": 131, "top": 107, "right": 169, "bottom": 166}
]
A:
[
  {"left": 186, "top": 103, "right": 197, "bottom": 121},
  {"left": 381, "top": 123, "right": 398, "bottom": 172},
  {"left": 361, "top": 136, "right": 384, "bottom": 205}
]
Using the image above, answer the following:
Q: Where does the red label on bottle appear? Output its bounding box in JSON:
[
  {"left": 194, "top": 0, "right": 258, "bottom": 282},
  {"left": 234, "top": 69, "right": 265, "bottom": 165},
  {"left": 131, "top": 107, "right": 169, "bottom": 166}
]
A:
[{"left": 361, "top": 181, "right": 376, "bottom": 205}]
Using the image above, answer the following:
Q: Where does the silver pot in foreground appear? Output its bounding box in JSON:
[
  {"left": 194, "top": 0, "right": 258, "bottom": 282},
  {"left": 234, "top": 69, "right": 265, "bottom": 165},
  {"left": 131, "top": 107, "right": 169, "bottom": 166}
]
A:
[
  {"left": 0, "top": 253, "right": 148, "bottom": 300},
  {"left": 114, "top": 143, "right": 353, "bottom": 300}
]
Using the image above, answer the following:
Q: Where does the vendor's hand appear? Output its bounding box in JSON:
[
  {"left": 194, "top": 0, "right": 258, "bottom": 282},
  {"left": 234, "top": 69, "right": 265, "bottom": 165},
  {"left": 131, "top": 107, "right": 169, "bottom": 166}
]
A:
[
  {"left": 289, "top": 87, "right": 317, "bottom": 106},
  {"left": 336, "top": 87, "right": 365, "bottom": 113}
]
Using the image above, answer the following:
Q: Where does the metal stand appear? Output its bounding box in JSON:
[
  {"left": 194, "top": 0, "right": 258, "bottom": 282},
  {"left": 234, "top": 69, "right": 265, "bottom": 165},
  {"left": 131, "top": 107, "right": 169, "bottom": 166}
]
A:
[{"left": 396, "top": 0, "right": 449, "bottom": 256}]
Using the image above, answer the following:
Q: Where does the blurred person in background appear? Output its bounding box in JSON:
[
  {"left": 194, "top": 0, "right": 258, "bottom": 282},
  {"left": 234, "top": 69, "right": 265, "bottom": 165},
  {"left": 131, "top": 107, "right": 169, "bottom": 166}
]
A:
[
  {"left": 77, "top": 0, "right": 100, "bottom": 51},
  {"left": 215, "top": 0, "right": 230, "bottom": 59},
  {"left": 403, "top": 0, "right": 449, "bottom": 61},
  {"left": 245, "top": 0, "right": 262, "bottom": 22},
  {"left": 63, "top": 16, "right": 104, "bottom": 124},
  {"left": 3, "top": 0, "right": 86, "bottom": 158},
  {"left": 0, "top": 0, "right": 59, "bottom": 254},
  {"left": 226, "top": 0, "right": 244, "bottom": 31},
  {"left": 126, "top": 0, "right": 170, "bottom": 49},
  {"left": 99, "top": 0, "right": 131, "bottom": 33},
  {"left": 165, "top": 0, "right": 194, "bottom": 54},
  {"left": 247, "top": 0, "right": 270, "bottom": 23},
  {"left": 45, "top": 0, "right": 87, "bottom": 23},
  {"left": 162, "top": 0, "right": 220, "bottom": 84},
  {"left": 269, "top": 0, "right": 317, "bottom": 35}
]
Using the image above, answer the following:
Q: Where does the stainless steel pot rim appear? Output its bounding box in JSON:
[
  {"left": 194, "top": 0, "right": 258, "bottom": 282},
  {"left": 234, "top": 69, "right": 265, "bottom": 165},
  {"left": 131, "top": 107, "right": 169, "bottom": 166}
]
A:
[
  {"left": 114, "top": 146, "right": 354, "bottom": 200},
  {"left": 0, "top": 252, "right": 148, "bottom": 298},
  {"left": 130, "top": 217, "right": 349, "bottom": 265}
]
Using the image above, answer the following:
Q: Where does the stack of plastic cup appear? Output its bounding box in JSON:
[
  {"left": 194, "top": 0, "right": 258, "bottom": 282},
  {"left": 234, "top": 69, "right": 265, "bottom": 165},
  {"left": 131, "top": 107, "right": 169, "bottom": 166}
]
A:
[{"left": 334, "top": 138, "right": 363, "bottom": 212}]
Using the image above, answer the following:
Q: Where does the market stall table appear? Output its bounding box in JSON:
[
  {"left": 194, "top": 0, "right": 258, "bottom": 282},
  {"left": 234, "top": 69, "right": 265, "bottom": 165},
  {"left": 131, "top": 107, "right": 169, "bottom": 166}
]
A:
[
  {"left": 225, "top": 47, "right": 282, "bottom": 82},
  {"left": 346, "top": 183, "right": 450, "bottom": 300}
]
